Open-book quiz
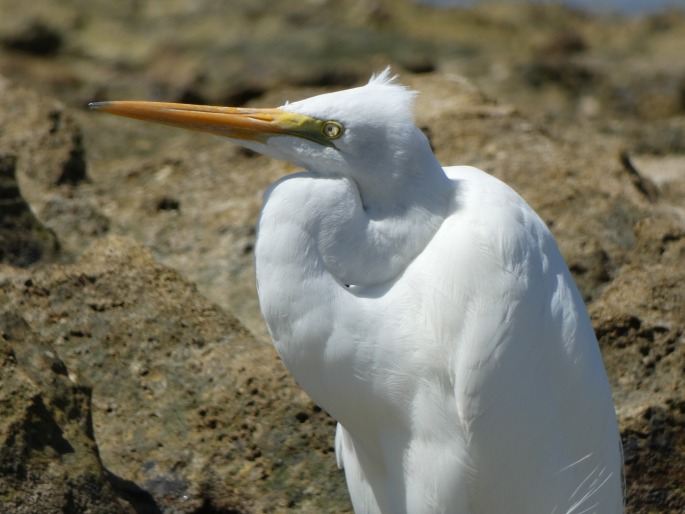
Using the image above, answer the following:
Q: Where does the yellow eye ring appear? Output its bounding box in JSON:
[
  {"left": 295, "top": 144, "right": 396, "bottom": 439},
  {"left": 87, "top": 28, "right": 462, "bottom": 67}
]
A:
[{"left": 322, "top": 121, "right": 343, "bottom": 140}]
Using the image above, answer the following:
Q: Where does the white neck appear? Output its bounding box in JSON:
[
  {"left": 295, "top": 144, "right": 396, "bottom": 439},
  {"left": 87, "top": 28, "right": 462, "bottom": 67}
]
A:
[
  {"left": 255, "top": 139, "right": 453, "bottom": 380},
  {"left": 316, "top": 128, "right": 454, "bottom": 286}
]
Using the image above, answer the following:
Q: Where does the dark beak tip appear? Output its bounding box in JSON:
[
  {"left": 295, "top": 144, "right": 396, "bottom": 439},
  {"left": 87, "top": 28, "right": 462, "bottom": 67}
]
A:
[{"left": 88, "top": 101, "right": 110, "bottom": 110}]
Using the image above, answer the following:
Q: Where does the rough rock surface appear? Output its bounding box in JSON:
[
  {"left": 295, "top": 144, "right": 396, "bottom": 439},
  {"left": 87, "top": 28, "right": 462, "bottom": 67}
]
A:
[
  {"left": 0, "top": 1, "right": 684, "bottom": 513},
  {"left": 1, "top": 236, "right": 348, "bottom": 513},
  {"left": 0, "top": 312, "right": 127, "bottom": 513}
]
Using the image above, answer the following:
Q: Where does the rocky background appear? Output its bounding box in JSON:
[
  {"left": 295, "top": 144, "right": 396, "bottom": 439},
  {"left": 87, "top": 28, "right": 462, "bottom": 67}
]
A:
[{"left": 0, "top": 0, "right": 684, "bottom": 512}]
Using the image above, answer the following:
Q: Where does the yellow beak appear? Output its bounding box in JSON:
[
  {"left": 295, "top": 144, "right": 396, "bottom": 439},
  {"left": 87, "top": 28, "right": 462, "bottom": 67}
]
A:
[{"left": 88, "top": 101, "right": 336, "bottom": 147}]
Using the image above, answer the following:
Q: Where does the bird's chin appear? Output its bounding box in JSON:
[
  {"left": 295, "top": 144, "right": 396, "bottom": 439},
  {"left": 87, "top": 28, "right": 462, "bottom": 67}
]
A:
[
  {"left": 226, "top": 137, "right": 272, "bottom": 158},
  {"left": 225, "top": 136, "right": 303, "bottom": 169},
  {"left": 244, "top": 135, "right": 320, "bottom": 171}
]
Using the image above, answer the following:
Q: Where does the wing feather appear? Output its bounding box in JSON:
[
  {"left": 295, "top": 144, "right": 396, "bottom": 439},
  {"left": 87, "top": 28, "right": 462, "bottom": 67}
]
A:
[{"left": 437, "top": 166, "right": 623, "bottom": 512}]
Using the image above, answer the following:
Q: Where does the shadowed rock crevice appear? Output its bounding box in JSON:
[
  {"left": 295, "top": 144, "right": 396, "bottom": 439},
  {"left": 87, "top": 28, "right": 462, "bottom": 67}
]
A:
[
  {"left": 105, "top": 470, "right": 163, "bottom": 514},
  {"left": 0, "top": 154, "right": 60, "bottom": 267},
  {"left": 1, "top": 20, "right": 62, "bottom": 56},
  {"left": 56, "top": 131, "right": 89, "bottom": 186}
]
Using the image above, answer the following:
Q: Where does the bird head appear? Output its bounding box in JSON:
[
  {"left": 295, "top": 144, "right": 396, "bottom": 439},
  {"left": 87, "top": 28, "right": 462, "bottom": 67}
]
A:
[{"left": 89, "top": 69, "right": 427, "bottom": 187}]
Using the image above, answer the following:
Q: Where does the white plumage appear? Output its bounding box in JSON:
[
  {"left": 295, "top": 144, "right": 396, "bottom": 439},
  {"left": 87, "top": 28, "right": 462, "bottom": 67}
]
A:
[{"left": 91, "top": 69, "right": 624, "bottom": 513}]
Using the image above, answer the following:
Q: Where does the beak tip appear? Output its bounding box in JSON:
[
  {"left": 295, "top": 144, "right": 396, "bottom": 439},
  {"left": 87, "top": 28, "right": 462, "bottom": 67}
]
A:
[{"left": 88, "top": 101, "right": 110, "bottom": 111}]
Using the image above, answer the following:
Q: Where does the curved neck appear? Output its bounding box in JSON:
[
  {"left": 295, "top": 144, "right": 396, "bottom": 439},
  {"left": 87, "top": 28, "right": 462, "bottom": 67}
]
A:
[
  {"left": 318, "top": 137, "right": 454, "bottom": 286},
  {"left": 255, "top": 136, "right": 453, "bottom": 368}
]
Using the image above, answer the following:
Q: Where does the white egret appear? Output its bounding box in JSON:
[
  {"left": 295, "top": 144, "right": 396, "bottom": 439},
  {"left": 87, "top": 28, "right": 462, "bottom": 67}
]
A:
[{"left": 90, "top": 69, "right": 624, "bottom": 513}]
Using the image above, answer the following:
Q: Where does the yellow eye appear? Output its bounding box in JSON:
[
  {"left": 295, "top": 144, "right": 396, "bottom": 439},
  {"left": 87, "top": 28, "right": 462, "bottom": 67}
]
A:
[{"left": 322, "top": 121, "right": 343, "bottom": 140}]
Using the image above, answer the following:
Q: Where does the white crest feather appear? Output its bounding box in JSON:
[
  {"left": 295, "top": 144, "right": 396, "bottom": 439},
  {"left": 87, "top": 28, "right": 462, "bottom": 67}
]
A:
[{"left": 368, "top": 66, "right": 399, "bottom": 86}]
